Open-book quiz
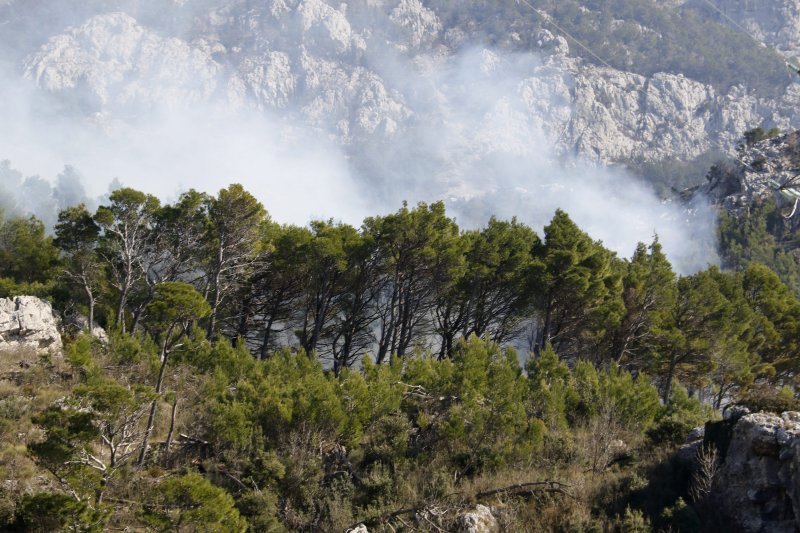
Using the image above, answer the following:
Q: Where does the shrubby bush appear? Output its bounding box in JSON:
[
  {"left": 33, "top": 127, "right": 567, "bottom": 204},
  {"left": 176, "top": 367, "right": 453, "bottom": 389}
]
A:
[{"left": 647, "top": 386, "right": 712, "bottom": 446}]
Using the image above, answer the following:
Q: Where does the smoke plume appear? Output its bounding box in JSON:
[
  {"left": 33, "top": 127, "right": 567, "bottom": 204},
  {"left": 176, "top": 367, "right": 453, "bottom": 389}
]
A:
[{"left": 0, "top": 1, "right": 719, "bottom": 273}]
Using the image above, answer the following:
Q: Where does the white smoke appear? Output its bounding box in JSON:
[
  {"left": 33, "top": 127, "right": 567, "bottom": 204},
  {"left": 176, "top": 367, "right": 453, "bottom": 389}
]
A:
[{"left": 0, "top": 1, "right": 719, "bottom": 273}]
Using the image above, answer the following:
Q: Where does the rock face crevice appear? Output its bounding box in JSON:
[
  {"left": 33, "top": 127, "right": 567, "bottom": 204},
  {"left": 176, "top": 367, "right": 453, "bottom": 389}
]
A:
[
  {"left": 0, "top": 296, "right": 62, "bottom": 354},
  {"left": 702, "top": 411, "right": 800, "bottom": 532}
]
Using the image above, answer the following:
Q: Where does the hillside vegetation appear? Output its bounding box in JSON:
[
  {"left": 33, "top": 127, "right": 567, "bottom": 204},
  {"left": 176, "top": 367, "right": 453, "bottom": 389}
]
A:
[
  {"left": 429, "top": 0, "right": 791, "bottom": 97},
  {"left": 0, "top": 184, "right": 798, "bottom": 530}
]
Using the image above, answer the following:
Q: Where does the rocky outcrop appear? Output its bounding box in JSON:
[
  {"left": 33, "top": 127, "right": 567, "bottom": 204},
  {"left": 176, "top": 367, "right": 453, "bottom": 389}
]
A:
[
  {"left": 24, "top": 13, "right": 230, "bottom": 113},
  {"left": 704, "top": 411, "right": 800, "bottom": 532},
  {"left": 0, "top": 296, "right": 62, "bottom": 354},
  {"left": 16, "top": 1, "right": 800, "bottom": 168},
  {"left": 454, "top": 505, "right": 500, "bottom": 533},
  {"left": 62, "top": 313, "right": 108, "bottom": 344},
  {"left": 699, "top": 130, "right": 800, "bottom": 221},
  {"left": 677, "top": 425, "right": 707, "bottom": 465}
]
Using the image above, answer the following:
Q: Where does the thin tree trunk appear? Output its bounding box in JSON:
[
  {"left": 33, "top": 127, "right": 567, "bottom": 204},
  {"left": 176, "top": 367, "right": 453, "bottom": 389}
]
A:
[
  {"left": 117, "top": 286, "right": 128, "bottom": 333},
  {"left": 130, "top": 291, "right": 155, "bottom": 334},
  {"left": 661, "top": 351, "right": 678, "bottom": 405},
  {"left": 83, "top": 282, "right": 95, "bottom": 333},
  {"left": 138, "top": 332, "right": 172, "bottom": 466},
  {"left": 96, "top": 474, "right": 109, "bottom": 504},
  {"left": 260, "top": 312, "right": 278, "bottom": 360},
  {"left": 207, "top": 250, "right": 223, "bottom": 338},
  {"left": 714, "top": 381, "right": 726, "bottom": 411},
  {"left": 207, "top": 279, "right": 221, "bottom": 339},
  {"left": 166, "top": 398, "right": 178, "bottom": 452},
  {"left": 234, "top": 293, "right": 253, "bottom": 347}
]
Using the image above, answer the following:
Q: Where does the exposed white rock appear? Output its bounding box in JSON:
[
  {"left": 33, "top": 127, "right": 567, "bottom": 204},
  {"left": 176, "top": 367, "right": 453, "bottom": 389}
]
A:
[
  {"left": 295, "top": 0, "right": 365, "bottom": 56},
  {"left": 389, "top": 0, "right": 442, "bottom": 50},
  {"left": 534, "top": 29, "right": 569, "bottom": 57},
  {"left": 455, "top": 504, "right": 499, "bottom": 533},
  {"left": 676, "top": 425, "right": 706, "bottom": 465},
  {"left": 298, "top": 51, "right": 409, "bottom": 140},
  {"left": 24, "top": 13, "right": 227, "bottom": 112},
  {"left": 711, "top": 411, "right": 800, "bottom": 532},
  {"left": 15, "top": 0, "right": 800, "bottom": 171},
  {"left": 518, "top": 55, "right": 799, "bottom": 163},
  {"left": 0, "top": 296, "right": 62, "bottom": 354},
  {"left": 238, "top": 52, "right": 296, "bottom": 108},
  {"left": 724, "top": 404, "right": 752, "bottom": 421},
  {"left": 63, "top": 313, "right": 108, "bottom": 345}
]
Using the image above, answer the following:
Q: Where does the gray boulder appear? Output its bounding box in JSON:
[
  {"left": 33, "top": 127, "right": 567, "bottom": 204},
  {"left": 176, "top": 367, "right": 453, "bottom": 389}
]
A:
[
  {"left": 455, "top": 504, "right": 499, "bottom": 533},
  {"left": 0, "top": 296, "right": 62, "bottom": 354},
  {"left": 677, "top": 425, "right": 706, "bottom": 465},
  {"left": 710, "top": 411, "right": 800, "bottom": 532}
]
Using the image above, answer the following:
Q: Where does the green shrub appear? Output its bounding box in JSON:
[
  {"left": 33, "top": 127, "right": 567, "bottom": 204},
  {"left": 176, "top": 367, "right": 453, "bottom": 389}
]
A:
[
  {"left": 13, "top": 493, "right": 109, "bottom": 532},
  {"left": 738, "top": 385, "right": 800, "bottom": 414}
]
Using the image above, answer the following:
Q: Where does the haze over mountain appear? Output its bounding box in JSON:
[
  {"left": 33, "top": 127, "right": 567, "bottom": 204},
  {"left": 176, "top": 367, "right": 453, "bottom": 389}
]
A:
[{"left": 2, "top": 0, "right": 800, "bottom": 271}]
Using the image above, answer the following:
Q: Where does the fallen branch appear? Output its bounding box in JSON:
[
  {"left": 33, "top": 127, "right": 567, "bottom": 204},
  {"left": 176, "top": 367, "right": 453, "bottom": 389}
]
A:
[
  {"left": 348, "top": 479, "right": 572, "bottom": 530},
  {"left": 348, "top": 504, "right": 428, "bottom": 530},
  {"left": 476, "top": 480, "right": 575, "bottom": 500},
  {"left": 178, "top": 433, "right": 209, "bottom": 445}
]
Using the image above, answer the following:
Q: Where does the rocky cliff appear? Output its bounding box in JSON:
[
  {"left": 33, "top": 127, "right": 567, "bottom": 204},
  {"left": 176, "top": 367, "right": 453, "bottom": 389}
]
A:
[
  {"left": 0, "top": 296, "right": 62, "bottom": 354},
  {"left": 693, "top": 410, "right": 800, "bottom": 532},
  {"left": 8, "top": 0, "right": 800, "bottom": 170}
]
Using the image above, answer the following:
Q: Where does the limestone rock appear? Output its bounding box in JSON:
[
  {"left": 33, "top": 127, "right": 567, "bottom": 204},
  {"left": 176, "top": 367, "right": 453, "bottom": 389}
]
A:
[
  {"left": 455, "top": 504, "right": 499, "bottom": 533},
  {"left": 238, "top": 52, "right": 296, "bottom": 109},
  {"left": 295, "top": 0, "right": 365, "bottom": 56},
  {"left": 24, "top": 13, "right": 229, "bottom": 112},
  {"left": 0, "top": 296, "right": 62, "bottom": 354},
  {"left": 709, "top": 411, "right": 800, "bottom": 532},
  {"left": 389, "top": 0, "right": 442, "bottom": 50},
  {"left": 12, "top": 0, "right": 800, "bottom": 185},
  {"left": 677, "top": 426, "right": 706, "bottom": 465}
]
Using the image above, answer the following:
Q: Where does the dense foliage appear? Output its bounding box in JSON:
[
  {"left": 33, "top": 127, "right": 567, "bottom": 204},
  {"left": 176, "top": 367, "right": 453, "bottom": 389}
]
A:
[
  {"left": 717, "top": 198, "right": 800, "bottom": 296},
  {"left": 0, "top": 185, "right": 798, "bottom": 530}
]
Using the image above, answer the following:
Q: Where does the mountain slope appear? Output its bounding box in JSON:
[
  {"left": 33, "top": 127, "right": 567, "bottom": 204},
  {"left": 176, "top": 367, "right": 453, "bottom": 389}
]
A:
[{"left": 8, "top": 0, "right": 800, "bottom": 166}]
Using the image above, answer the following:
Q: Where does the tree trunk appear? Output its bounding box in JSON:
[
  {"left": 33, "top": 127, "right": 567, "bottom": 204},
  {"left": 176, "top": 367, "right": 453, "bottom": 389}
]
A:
[
  {"left": 83, "top": 282, "right": 95, "bottom": 333},
  {"left": 714, "top": 381, "right": 727, "bottom": 411},
  {"left": 207, "top": 280, "right": 221, "bottom": 339},
  {"left": 166, "top": 398, "right": 178, "bottom": 452},
  {"left": 661, "top": 351, "right": 678, "bottom": 405},
  {"left": 307, "top": 298, "right": 329, "bottom": 355},
  {"left": 233, "top": 293, "right": 253, "bottom": 347},
  {"left": 130, "top": 290, "right": 156, "bottom": 334},
  {"left": 260, "top": 312, "right": 278, "bottom": 360},
  {"left": 207, "top": 249, "right": 223, "bottom": 338},
  {"left": 138, "top": 333, "right": 172, "bottom": 466},
  {"left": 539, "top": 302, "right": 552, "bottom": 352},
  {"left": 116, "top": 286, "right": 128, "bottom": 333}
]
